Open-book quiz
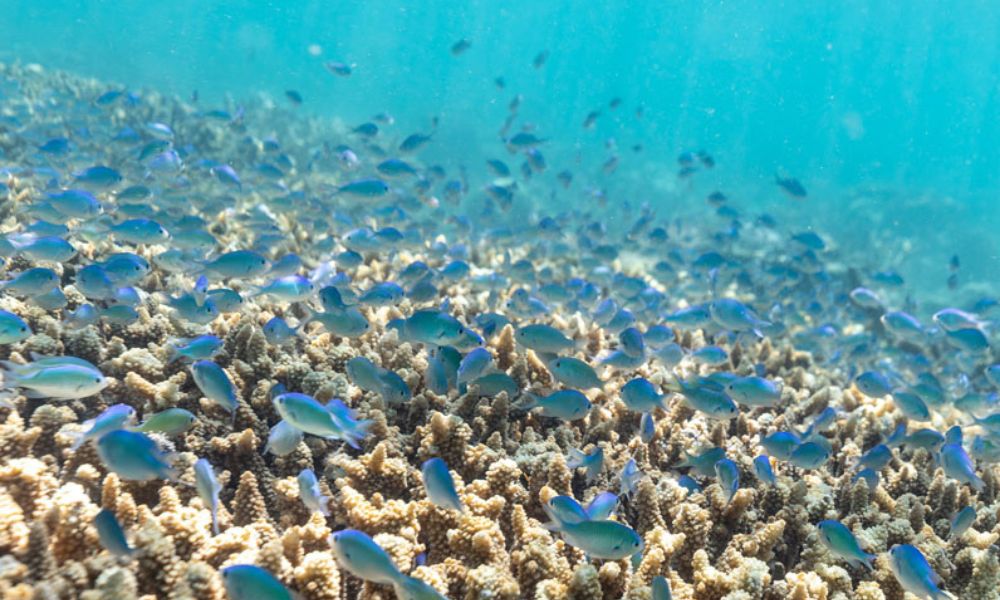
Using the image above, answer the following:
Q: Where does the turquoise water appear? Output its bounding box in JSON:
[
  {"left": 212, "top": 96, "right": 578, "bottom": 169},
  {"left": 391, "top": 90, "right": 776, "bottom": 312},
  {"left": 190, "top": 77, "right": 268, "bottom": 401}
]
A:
[{"left": 2, "top": 1, "right": 998, "bottom": 297}]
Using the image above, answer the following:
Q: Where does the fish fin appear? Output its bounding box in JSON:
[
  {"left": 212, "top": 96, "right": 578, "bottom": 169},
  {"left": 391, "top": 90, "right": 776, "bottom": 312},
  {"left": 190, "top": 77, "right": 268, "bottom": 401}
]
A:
[
  {"left": 566, "top": 448, "right": 586, "bottom": 468},
  {"left": 21, "top": 389, "right": 48, "bottom": 399},
  {"left": 512, "top": 392, "right": 537, "bottom": 412}
]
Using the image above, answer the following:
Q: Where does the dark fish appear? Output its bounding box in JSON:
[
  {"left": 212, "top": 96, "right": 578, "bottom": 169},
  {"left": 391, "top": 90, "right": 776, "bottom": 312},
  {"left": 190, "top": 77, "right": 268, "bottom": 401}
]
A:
[
  {"left": 451, "top": 39, "right": 471, "bottom": 56},
  {"left": 707, "top": 191, "right": 727, "bottom": 206},
  {"left": 325, "top": 61, "right": 353, "bottom": 77},
  {"left": 775, "top": 174, "right": 807, "bottom": 198},
  {"left": 950, "top": 255, "right": 960, "bottom": 272},
  {"left": 285, "top": 90, "right": 302, "bottom": 105},
  {"left": 533, "top": 50, "right": 549, "bottom": 69},
  {"left": 557, "top": 170, "right": 573, "bottom": 188},
  {"left": 583, "top": 111, "right": 600, "bottom": 129},
  {"left": 399, "top": 133, "right": 433, "bottom": 153},
  {"left": 495, "top": 76, "right": 506, "bottom": 89},
  {"left": 697, "top": 150, "right": 715, "bottom": 168},
  {"left": 609, "top": 97, "right": 622, "bottom": 109},
  {"left": 352, "top": 122, "right": 379, "bottom": 137}
]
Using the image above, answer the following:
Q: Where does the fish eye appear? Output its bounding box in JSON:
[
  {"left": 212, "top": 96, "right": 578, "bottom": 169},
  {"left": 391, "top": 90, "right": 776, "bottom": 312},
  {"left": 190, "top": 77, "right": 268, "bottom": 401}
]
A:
[
  {"left": 20, "top": 326, "right": 27, "bottom": 332},
  {"left": 94, "top": 377, "right": 102, "bottom": 383}
]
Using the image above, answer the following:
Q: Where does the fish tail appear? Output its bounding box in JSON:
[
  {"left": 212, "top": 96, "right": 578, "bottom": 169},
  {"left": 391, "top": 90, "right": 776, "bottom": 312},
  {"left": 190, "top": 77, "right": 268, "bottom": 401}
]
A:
[
  {"left": 566, "top": 448, "right": 586, "bottom": 468},
  {"left": 211, "top": 508, "right": 219, "bottom": 536},
  {"left": 66, "top": 429, "right": 86, "bottom": 451},
  {"left": 512, "top": 392, "right": 538, "bottom": 412}
]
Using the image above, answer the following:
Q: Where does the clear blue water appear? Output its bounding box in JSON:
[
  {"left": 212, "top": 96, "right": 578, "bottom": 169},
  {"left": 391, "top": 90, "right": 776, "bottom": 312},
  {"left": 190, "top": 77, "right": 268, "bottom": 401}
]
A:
[{"left": 3, "top": 1, "right": 998, "bottom": 299}]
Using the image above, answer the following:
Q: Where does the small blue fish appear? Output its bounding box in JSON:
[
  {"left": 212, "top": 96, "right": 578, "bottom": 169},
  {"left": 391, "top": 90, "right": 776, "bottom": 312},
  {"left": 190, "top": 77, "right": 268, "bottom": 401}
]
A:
[
  {"left": 817, "top": 520, "right": 875, "bottom": 571},
  {"left": 75, "top": 264, "right": 116, "bottom": 300},
  {"left": 940, "top": 442, "right": 984, "bottom": 492},
  {"left": 93, "top": 508, "right": 133, "bottom": 557},
  {"left": 789, "top": 441, "right": 830, "bottom": 470},
  {"left": 221, "top": 565, "right": 293, "bottom": 600},
  {"left": 856, "top": 444, "right": 893, "bottom": 471},
  {"left": 547, "top": 356, "right": 603, "bottom": 390},
  {"left": 46, "top": 189, "right": 101, "bottom": 219},
  {"left": 457, "top": 347, "right": 492, "bottom": 385},
  {"left": 516, "top": 324, "right": 575, "bottom": 354},
  {"left": 167, "top": 335, "right": 223, "bottom": 363},
  {"left": 12, "top": 235, "right": 76, "bottom": 262},
  {"left": 651, "top": 575, "right": 672, "bottom": 600},
  {"left": 692, "top": 345, "right": 728, "bottom": 366},
  {"left": 1, "top": 267, "right": 59, "bottom": 297},
  {"left": 191, "top": 361, "right": 238, "bottom": 421},
  {"left": 256, "top": 275, "right": 315, "bottom": 301},
  {"left": 329, "top": 529, "right": 403, "bottom": 586},
  {"left": 621, "top": 377, "right": 667, "bottom": 413},
  {"left": 359, "top": 281, "right": 404, "bottom": 306},
  {"left": 727, "top": 376, "right": 781, "bottom": 407},
  {"left": 421, "top": 457, "right": 464, "bottom": 511},
  {"left": 639, "top": 412, "right": 655, "bottom": 443},
  {"left": 619, "top": 458, "right": 643, "bottom": 496},
  {"left": 96, "top": 429, "right": 177, "bottom": 481},
  {"left": 618, "top": 327, "right": 645, "bottom": 358},
  {"left": 554, "top": 520, "right": 643, "bottom": 560},
  {"left": 517, "top": 389, "right": 591, "bottom": 420},
  {"left": 585, "top": 492, "right": 618, "bottom": 520},
  {"left": 567, "top": 447, "right": 604, "bottom": 481},
  {"left": 754, "top": 455, "right": 776, "bottom": 485},
  {"left": 949, "top": 506, "right": 976, "bottom": 539},
  {"left": 675, "top": 377, "right": 738, "bottom": 419},
  {"left": 74, "top": 165, "right": 122, "bottom": 188},
  {"left": 0, "top": 310, "right": 31, "bottom": 344},
  {"left": 714, "top": 458, "right": 740, "bottom": 503},
  {"left": 543, "top": 496, "right": 589, "bottom": 528},
  {"left": 298, "top": 468, "right": 331, "bottom": 516},
  {"left": 263, "top": 316, "right": 300, "bottom": 345},
  {"left": 132, "top": 408, "right": 196, "bottom": 435},
  {"left": 679, "top": 447, "right": 727, "bottom": 478},
  {"left": 70, "top": 404, "right": 136, "bottom": 451},
  {"left": 855, "top": 371, "right": 893, "bottom": 398},
  {"left": 194, "top": 459, "right": 222, "bottom": 535},
  {"left": 201, "top": 250, "right": 270, "bottom": 279},
  {"left": 892, "top": 390, "right": 931, "bottom": 421},
  {"left": 888, "top": 544, "right": 954, "bottom": 600},
  {"left": 264, "top": 419, "right": 304, "bottom": 456},
  {"left": 110, "top": 219, "right": 169, "bottom": 244}
]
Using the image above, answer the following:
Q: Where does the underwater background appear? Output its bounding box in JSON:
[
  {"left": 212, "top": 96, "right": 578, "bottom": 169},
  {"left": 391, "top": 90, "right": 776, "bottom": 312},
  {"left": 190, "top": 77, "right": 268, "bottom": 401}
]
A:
[
  {"left": 3, "top": 1, "right": 998, "bottom": 298},
  {"left": 2, "top": 2, "right": 1000, "bottom": 600}
]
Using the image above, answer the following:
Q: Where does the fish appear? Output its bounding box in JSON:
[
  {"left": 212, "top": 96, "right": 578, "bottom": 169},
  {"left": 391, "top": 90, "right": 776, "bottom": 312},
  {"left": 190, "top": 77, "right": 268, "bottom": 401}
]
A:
[
  {"left": 888, "top": 544, "right": 956, "bottom": 600},
  {"left": 191, "top": 361, "right": 238, "bottom": 421},
  {"left": 93, "top": 508, "right": 133, "bottom": 557},
  {"left": 726, "top": 376, "right": 781, "bottom": 407},
  {"left": 651, "top": 575, "right": 673, "bottom": 600},
  {"left": 714, "top": 458, "right": 740, "bottom": 503},
  {"left": 194, "top": 459, "right": 222, "bottom": 535},
  {"left": 515, "top": 323, "right": 575, "bottom": 353},
  {"left": 567, "top": 447, "right": 604, "bottom": 481},
  {"left": 553, "top": 520, "right": 643, "bottom": 560},
  {"left": 547, "top": 356, "right": 603, "bottom": 390},
  {"left": 273, "top": 392, "right": 370, "bottom": 448},
  {"left": 329, "top": 529, "right": 404, "bottom": 586},
  {"left": 132, "top": 408, "right": 197, "bottom": 436},
  {"left": 297, "top": 468, "right": 331, "bottom": 516},
  {"left": 516, "top": 389, "right": 591, "bottom": 420},
  {"left": 167, "top": 335, "right": 224, "bottom": 363},
  {"left": 816, "top": 520, "right": 875, "bottom": 570},
  {"left": 264, "top": 419, "right": 304, "bottom": 456},
  {"left": 421, "top": 457, "right": 464, "bottom": 511},
  {"left": 0, "top": 357, "right": 107, "bottom": 399},
  {"left": 96, "top": 429, "right": 177, "bottom": 481},
  {"left": 220, "top": 565, "right": 293, "bottom": 600},
  {"left": 1, "top": 267, "right": 60, "bottom": 297},
  {"left": 69, "top": 404, "right": 136, "bottom": 451},
  {"left": 200, "top": 250, "right": 270, "bottom": 279},
  {"left": 754, "top": 455, "right": 776, "bottom": 485},
  {"left": 775, "top": 174, "right": 807, "bottom": 198},
  {"left": 0, "top": 310, "right": 31, "bottom": 344},
  {"left": 674, "top": 377, "right": 738, "bottom": 419},
  {"left": 949, "top": 506, "right": 976, "bottom": 539},
  {"left": 939, "top": 442, "right": 984, "bottom": 491}
]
